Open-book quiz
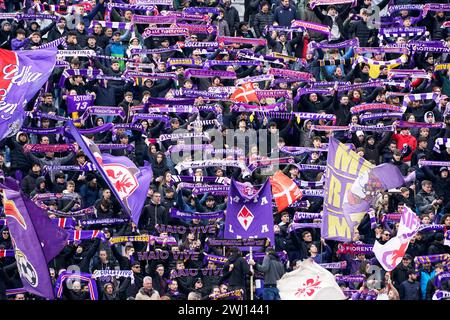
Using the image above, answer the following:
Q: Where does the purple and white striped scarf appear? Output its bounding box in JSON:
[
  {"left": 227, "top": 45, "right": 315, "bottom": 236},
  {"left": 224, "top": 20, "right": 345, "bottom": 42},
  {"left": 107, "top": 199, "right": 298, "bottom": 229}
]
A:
[
  {"left": 379, "top": 27, "right": 426, "bottom": 38},
  {"left": 403, "top": 92, "right": 441, "bottom": 109},
  {"left": 37, "top": 37, "right": 67, "bottom": 50},
  {"left": 58, "top": 68, "right": 102, "bottom": 87},
  {"left": 354, "top": 54, "right": 407, "bottom": 67}
]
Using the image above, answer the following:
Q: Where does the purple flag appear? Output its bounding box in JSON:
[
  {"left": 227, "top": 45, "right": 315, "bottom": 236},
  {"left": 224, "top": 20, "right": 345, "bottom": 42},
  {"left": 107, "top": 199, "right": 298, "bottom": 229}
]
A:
[
  {"left": 0, "top": 48, "right": 57, "bottom": 140},
  {"left": 66, "top": 94, "right": 94, "bottom": 114},
  {"left": 322, "top": 137, "right": 375, "bottom": 241},
  {"left": 323, "top": 138, "right": 407, "bottom": 241},
  {"left": 0, "top": 177, "right": 68, "bottom": 299},
  {"left": 67, "top": 122, "right": 153, "bottom": 224},
  {"left": 343, "top": 163, "right": 405, "bottom": 221},
  {"left": 224, "top": 179, "right": 274, "bottom": 250}
]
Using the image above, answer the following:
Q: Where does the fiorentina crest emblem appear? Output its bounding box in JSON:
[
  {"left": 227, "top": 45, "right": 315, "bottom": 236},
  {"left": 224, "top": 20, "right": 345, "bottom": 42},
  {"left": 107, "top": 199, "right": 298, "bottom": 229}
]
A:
[
  {"left": 104, "top": 164, "right": 139, "bottom": 199},
  {"left": 237, "top": 205, "right": 254, "bottom": 231}
]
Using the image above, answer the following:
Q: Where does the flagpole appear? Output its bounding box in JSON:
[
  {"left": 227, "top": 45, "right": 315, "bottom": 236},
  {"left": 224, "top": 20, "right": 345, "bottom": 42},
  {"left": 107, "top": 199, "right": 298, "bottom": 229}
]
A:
[{"left": 249, "top": 246, "right": 254, "bottom": 301}]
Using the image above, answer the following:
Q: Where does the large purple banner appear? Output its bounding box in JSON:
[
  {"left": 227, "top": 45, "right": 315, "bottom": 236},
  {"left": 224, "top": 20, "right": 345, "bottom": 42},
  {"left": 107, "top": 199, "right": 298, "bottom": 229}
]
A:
[
  {"left": 322, "top": 137, "right": 375, "bottom": 241},
  {"left": 224, "top": 179, "right": 274, "bottom": 250},
  {"left": 67, "top": 122, "right": 153, "bottom": 224},
  {"left": 0, "top": 48, "right": 57, "bottom": 140},
  {"left": 1, "top": 177, "right": 68, "bottom": 299}
]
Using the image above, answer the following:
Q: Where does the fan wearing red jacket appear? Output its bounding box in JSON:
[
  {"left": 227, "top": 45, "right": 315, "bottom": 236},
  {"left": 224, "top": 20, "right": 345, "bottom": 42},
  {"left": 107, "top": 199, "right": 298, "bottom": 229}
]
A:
[{"left": 391, "top": 128, "right": 417, "bottom": 164}]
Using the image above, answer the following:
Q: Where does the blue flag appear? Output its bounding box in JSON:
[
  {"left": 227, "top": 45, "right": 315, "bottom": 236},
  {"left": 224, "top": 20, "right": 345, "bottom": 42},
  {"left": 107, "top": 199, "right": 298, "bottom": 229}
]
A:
[
  {"left": 67, "top": 122, "right": 153, "bottom": 224},
  {"left": 0, "top": 177, "right": 68, "bottom": 299},
  {"left": 0, "top": 48, "right": 57, "bottom": 140},
  {"left": 224, "top": 179, "right": 274, "bottom": 250}
]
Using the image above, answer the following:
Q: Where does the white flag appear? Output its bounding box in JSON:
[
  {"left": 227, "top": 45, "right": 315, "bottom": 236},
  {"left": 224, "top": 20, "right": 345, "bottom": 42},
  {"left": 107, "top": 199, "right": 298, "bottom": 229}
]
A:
[
  {"left": 373, "top": 206, "right": 421, "bottom": 271},
  {"left": 277, "top": 258, "right": 346, "bottom": 300}
]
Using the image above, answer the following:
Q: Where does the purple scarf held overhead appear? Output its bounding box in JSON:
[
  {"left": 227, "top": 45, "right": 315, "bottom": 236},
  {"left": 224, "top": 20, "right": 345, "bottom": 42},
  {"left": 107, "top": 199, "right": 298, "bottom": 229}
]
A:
[
  {"left": 184, "top": 69, "right": 237, "bottom": 79},
  {"left": 142, "top": 27, "right": 189, "bottom": 38},
  {"left": 132, "top": 14, "right": 177, "bottom": 24},
  {"left": 80, "top": 106, "right": 126, "bottom": 120},
  {"left": 169, "top": 208, "right": 224, "bottom": 220},
  {"left": 22, "top": 144, "right": 75, "bottom": 153}
]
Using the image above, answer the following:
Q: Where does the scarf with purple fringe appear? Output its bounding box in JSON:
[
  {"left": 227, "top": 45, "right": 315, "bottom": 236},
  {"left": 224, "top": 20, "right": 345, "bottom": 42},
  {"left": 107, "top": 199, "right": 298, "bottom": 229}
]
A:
[
  {"left": 42, "top": 164, "right": 96, "bottom": 175},
  {"left": 414, "top": 254, "right": 450, "bottom": 272},
  {"left": 80, "top": 218, "right": 130, "bottom": 227},
  {"left": 142, "top": 27, "right": 189, "bottom": 38},
  {"left": 55, "top": 271, "right": 98, "bottom": 300}
]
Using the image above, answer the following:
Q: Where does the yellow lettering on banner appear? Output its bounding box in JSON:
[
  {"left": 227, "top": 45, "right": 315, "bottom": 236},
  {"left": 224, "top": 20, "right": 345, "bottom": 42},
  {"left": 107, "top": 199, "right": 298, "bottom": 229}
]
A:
[
  {"left": 327, "top": 175, "right": 341, "bottom": 207},
  {"left": 328, "top": 215, "right": 351, "bottom": 239},
  {"left": 334, "top": 146, "right": 359, "bottom": 175}
]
